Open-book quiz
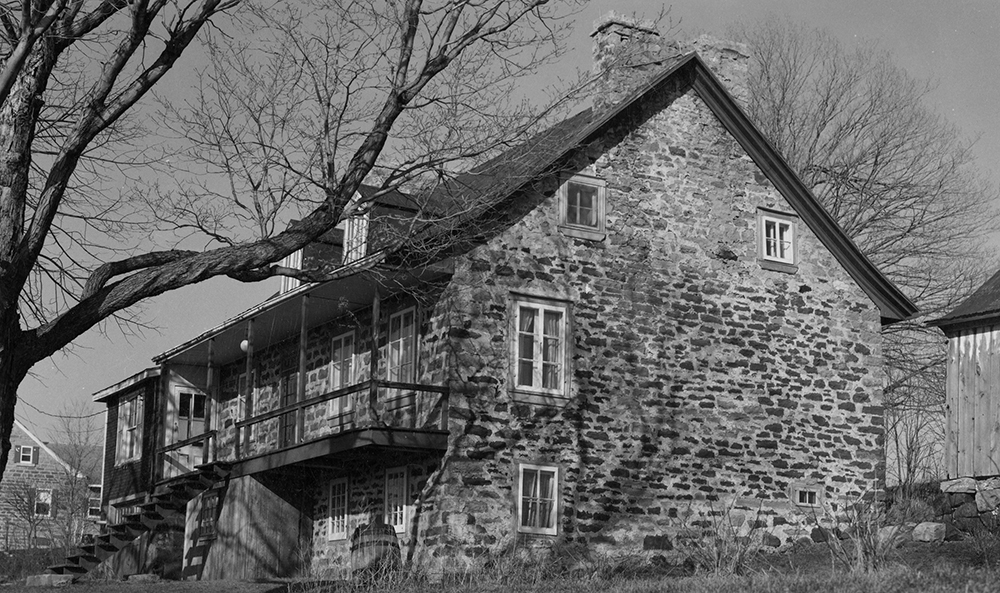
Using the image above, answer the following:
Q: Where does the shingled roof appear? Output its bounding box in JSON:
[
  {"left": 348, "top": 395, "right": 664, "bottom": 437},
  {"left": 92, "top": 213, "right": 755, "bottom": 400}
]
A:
[{"left": 930, "top": 268, "right": 1000, "bottom": 330}]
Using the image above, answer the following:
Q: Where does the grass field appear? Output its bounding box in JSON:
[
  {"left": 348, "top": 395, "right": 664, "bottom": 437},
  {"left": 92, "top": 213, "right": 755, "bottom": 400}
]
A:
[{"left": 12, "top": 539, "right": 995, "bottom": 593}]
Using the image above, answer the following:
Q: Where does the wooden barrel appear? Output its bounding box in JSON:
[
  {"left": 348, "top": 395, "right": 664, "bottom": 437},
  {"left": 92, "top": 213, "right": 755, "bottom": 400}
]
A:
[{"left": 350, "top": 522, "right": 401, "bottom": 575}]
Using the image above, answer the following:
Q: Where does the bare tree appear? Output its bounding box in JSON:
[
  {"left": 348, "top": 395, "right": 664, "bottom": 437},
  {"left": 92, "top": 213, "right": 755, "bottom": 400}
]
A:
[
  {"left": 4, "top": 480, "right": 49, "bottom": 549},
  {"left": 0, "top": 0, "right": 582, "bottom": 485},
  {"left": 47, "top": 400, "right": 101, "bottom": 550},
  {"left": 730, "top": 18, "right": 999, "bottom": 482}
]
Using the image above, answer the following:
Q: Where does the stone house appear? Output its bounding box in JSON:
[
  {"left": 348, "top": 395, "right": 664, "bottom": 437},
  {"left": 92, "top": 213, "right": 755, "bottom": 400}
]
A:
[
  {"left": 0, "top": 420, "right": 101, "bottom": 550},
  {"left": 74, "top": 16, "right": 916, "bottom": 581}
]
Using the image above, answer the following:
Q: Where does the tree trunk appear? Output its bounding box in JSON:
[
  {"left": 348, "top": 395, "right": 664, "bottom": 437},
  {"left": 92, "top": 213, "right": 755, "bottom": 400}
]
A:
[{"left": 0, "top": 305, "right": 29, "bottom": 485}]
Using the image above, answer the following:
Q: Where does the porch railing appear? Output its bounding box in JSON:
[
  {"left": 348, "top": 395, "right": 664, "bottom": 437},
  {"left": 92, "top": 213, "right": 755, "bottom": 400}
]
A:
[
  {"left": 232, "top": 379, "right": 449, "bottom": 460},
  {"left": 158, "top": 431, "right": 217, "bottom": 481}
]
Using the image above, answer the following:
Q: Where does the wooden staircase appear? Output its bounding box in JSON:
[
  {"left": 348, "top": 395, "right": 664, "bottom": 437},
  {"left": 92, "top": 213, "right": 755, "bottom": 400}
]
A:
[{"left": 46, "top": 462, "right": 232, "bottom": 580}]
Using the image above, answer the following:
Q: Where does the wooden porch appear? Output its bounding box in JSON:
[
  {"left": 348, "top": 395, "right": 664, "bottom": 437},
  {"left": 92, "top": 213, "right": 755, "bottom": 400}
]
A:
[{"left": 156, "top": 378, "right": 449, "bottom": 484}]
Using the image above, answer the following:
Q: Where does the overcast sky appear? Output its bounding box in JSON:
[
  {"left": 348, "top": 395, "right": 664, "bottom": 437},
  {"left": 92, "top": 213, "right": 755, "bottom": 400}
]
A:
[{"left": 18, "top": 0, "right": 1000, "bottom": 442}]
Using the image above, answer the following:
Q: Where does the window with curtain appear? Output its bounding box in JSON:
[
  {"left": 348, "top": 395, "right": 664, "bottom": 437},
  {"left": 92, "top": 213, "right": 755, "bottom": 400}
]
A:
[
  {"left": 514, "top": 300, "right": 566, "bottom": 393},
  {"left": 517, "top": 463, "right": 558, "bottom": 535}
]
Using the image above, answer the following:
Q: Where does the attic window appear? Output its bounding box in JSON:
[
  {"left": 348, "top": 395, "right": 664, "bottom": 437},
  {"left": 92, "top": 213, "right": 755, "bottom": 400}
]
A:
[
  {"left": 758, "top": 210, "right": 798, "bottom": 272},
  {"left": 342, "top": 193, "right": 370, "bottom": 264},
  {"left": 18, "top": 445, "right": 35, "bottom": 465},
  {"left": 279, "top": 249, "right": 303, "bottom": 294},
  {"left": 558, "top": 174, "right": 606, "bottom": 241}
]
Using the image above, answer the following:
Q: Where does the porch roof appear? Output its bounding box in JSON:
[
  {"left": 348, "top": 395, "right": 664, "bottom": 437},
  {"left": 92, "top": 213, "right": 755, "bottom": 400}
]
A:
[{"left": 153, "top": 259, "right": 454, "bottom": 368}]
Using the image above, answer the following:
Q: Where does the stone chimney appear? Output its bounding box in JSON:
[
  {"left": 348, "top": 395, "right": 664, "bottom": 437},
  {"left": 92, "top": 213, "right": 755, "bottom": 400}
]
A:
[
  {"left": 591, "top": 12, "right": 750, "bottom": 112},
  {"left": 591, "top": 12, "right": 677, "bottom": 112}
]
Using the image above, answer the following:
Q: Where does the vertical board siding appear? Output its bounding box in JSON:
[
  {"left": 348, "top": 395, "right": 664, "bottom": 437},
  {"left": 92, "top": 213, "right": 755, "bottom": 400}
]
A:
[
  {"left": 948, "top": 327, "right": 1000, "bottom": 479},
  {"left": 946, "top": 335, "right": 958, "bottom": 478},
  {"left": 975, "top": 331, "right": 991, "bottom": 476},
  {"left": 959, "top": 332, "right": 974, "bottom": 477},
  {"left": 983, "top": 325, "right": 1000, "bottom": 474}
]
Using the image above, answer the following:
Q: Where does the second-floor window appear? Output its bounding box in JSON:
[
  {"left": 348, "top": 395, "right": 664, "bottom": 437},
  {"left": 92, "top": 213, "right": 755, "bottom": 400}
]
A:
[
  {"left": 116, "top": 395, "right": 143, "bottom": 465},
  {"left": 385, "top": 308, "right": 416, "bottom": 385},
  {"left": 329, "top": 332, "right": 356, "bottom": 423},
  {"left": 513, "top": 299, "right": 567, "bottom": 395}
]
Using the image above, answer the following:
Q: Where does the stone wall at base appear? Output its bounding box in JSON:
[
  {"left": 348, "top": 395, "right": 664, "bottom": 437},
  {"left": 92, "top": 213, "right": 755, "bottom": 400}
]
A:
[{"left": 939, "top": 477, "right": 1000, "bottom": 530}]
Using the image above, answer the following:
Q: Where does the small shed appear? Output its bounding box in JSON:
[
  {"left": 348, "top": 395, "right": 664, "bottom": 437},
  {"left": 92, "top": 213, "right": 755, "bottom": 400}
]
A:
[{"left": 931, "top": 269, "right": 1000, "bottom": 479}]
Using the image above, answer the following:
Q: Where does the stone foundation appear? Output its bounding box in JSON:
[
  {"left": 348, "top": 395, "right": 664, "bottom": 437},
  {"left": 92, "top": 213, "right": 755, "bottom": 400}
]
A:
[{"left": 940, "top": 477, "right": 1000, "bottom": 530}]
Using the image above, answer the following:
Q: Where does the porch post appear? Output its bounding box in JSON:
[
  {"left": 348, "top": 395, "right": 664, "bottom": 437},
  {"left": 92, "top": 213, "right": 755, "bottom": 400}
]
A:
[
  {"left": 206, "top": 337, "right": 215, "bottom": 463},
  {"left": 240, "top": 318, "right": 254, "bottom": 458},
  {"left": 297, "top": 294, "right": 309, "bottom": 443},
  {"left": 369, "top": 290, "right": 381, "bottom": 423}
]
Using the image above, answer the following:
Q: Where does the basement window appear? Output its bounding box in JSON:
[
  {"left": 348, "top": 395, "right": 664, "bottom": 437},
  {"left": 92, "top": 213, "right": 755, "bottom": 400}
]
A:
[
  {"left": 558, "top": 174, "right": 606, "bottom": 241},
  {"left": 791, "top": 484, "right": 822, "bottom": 508}
]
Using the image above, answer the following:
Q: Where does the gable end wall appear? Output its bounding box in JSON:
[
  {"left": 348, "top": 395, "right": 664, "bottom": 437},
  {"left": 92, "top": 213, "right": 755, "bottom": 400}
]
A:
[{"left": 412, "top": 79, "right": 885, "bottom": 568}]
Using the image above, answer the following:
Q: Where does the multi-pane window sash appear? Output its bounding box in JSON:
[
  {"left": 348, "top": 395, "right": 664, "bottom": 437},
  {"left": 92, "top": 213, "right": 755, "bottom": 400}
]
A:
[
  {"left": 88, "top": 486, "right": 102, "bottom": 518},
  {"left": 328, "top": 478, "right": 349, "bottom": 541},
  {"left": 329, "top": 332, "right": 356, "bottom": 422},
  {"left": 762, "top": 216, "right": 794, "bottom": 263},
  {"left": 18, "top": 445, "right": 34, "bottom": 464},
  {"left": 518, "top": 464, "right": 558, "bottom": 535},
  {"left": 385, "top": 467, "right": 407, "bottom": 534},
  {"left": 344, "top": 211, "right": 369, "bottom": 264},
  {"left": 516, "top": 303, "right": 565, "bottom": 392},
  {"left": 385, "top": 308, "right": 416, "bottom": 384},
  {"left": 566, "top": 181, "right": 599, "bottom": 228},
  {"left": 117, "top": 396, "right": 143, "bottom": 464}
]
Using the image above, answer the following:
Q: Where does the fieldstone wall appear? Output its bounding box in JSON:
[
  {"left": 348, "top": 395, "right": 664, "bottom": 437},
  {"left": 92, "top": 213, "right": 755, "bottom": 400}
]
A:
[
  {"left": 310, "top": 455, "right": 441, "bottom": 578},
  {"left": 408, "top": 72, "right": 886, "bottom": 572},
  {"left": 940, "top": 477, "right": 1000, "bottom": 530}
]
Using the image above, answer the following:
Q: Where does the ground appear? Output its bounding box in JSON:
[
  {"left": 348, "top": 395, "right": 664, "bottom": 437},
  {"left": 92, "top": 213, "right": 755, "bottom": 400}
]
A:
[{"left": 8, "top": 540, "right": 999, "bottom": 592}]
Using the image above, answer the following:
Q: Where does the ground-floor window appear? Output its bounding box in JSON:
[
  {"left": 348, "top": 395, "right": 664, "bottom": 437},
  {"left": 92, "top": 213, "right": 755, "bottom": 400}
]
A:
[
  {"left": 517, "top": 463, "right": 558, "bottom": 536},
  {"left": 329, "top": 477, "right": 349, "bottom": 541},
  {"left": 385, "top": 467, "right": 408, "bottom": 534}
]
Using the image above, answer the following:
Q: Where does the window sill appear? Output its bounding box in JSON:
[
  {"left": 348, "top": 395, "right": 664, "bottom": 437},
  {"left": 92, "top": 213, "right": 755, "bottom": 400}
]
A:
[
  {"left": 558, "top": 225, "right": 606, "bottom": 242},
  {"left": 760, "top": 259, "right": 798, "bottom": 274},
  {"left": 510, "top": 389, "right": 570, "bottom": 407}
]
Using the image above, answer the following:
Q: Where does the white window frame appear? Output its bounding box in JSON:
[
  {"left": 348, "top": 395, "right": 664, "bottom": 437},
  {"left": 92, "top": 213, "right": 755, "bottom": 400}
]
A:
[
  {"left": 511, "top": 297, "right": 570, "bottom": 399},
  {"left": 517, "top": 463, "right": 559, "bottom": 536},
  {"left": 758, "top": 210, "right": 797, "bottom": 270},
  {"left": 17, "top": 445, "right": 34, "bottom": 465},
  {"left": 384, "top": 466, "right": 408, "bottom": 535},
  {"left": 279, "top": 249, "right": 303, "bottom": 294},
  {"left": 558, "top": 174, "right": 606, "bottom": 241},
  {"left": 116, "top": 395, "right": 143, "bottom": 465},
  {"left": 384, "top": 308, "right": 417, "bottom": 385},
  {"left": 329, "top": 331, "right": 357, "bottom": 423},
  {"left": 88, "top": 485, "right": 102, "bottom": 518},
  {"left": 34, "top": 489, "right": 53, "bottom": 518},
  {"left": 328, "top": 477, "right": 349, "bottom": 541}
]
